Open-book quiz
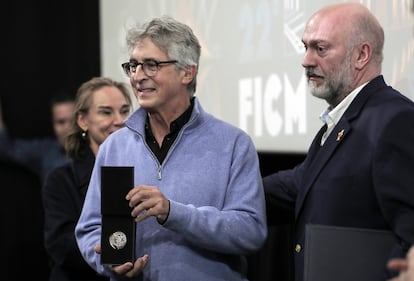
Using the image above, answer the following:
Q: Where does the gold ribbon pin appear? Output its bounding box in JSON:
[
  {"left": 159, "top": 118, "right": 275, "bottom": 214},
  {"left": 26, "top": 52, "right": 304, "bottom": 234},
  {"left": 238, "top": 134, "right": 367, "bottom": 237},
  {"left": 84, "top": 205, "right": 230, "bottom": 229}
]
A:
[{"left": 336, "top": 129, "right": 345, "bottom": 141}]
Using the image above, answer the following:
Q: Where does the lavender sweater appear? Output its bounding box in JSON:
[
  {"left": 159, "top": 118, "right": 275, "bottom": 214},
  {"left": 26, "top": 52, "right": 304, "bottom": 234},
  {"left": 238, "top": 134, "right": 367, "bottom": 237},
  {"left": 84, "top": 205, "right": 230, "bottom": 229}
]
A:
[{"left": 75, "top": 98, "right": 267, "bottom": 281}]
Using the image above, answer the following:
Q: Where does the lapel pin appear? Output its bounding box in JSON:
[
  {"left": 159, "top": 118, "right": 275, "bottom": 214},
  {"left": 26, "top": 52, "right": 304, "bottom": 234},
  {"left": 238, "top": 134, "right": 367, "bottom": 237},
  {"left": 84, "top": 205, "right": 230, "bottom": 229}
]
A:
[{"left": 336, "top": 129, "right": 345, "bottom": 141}]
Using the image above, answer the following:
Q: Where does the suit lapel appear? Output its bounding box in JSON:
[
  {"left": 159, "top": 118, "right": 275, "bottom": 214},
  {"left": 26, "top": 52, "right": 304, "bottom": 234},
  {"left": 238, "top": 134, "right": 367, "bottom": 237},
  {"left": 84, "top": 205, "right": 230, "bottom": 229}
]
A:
[
  {"left": 294, "top": 75, "right": 387, "bottom": 218},
  {"left": 295, "top": 120, "right": 352, "bottom": 217}
]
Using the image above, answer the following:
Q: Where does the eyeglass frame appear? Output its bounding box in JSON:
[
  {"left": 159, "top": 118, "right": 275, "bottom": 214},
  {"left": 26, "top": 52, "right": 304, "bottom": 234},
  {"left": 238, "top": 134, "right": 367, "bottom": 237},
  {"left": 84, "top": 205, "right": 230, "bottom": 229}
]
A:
[{"left": 121, "top": 59, "right": 178, "bottom": 77}]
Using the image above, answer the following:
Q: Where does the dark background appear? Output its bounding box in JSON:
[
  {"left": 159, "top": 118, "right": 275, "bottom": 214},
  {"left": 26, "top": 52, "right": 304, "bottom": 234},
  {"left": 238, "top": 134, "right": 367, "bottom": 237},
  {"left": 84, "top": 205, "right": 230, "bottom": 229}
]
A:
[
  {"left": 1, "top": 1, "right": 100, "bottom": 138},
  {"left": 1, "top": 1, "right": 305, "bottom": 280}
]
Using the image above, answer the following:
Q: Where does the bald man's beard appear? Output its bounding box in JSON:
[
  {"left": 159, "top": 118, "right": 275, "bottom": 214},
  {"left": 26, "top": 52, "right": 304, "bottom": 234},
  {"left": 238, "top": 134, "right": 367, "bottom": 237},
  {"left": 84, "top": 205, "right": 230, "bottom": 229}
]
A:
[{"left": 308, "top": 53, "right": 354, "bottom": 105}]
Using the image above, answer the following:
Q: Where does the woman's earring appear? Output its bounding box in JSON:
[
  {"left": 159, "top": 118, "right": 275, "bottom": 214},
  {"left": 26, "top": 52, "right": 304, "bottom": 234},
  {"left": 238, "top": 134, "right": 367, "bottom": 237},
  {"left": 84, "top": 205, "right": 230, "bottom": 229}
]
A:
[{"left": 81, "top": 131, "right": 87, "bottom": 139}]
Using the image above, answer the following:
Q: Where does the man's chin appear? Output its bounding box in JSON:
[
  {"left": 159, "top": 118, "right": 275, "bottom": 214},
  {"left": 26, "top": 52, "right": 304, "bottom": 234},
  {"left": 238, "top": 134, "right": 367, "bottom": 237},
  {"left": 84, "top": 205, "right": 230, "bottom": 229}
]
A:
[{"left": 309, "top": 86, "right": 329, "bottom": 100}]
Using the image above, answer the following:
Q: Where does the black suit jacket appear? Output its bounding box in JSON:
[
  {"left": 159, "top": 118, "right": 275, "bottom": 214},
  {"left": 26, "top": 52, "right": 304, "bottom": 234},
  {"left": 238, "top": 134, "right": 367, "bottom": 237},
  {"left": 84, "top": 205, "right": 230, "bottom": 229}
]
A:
[
  {"left": 264, "top": 75, "right": 414, "bottom": 281},
  {"left": 42, "top": 147, "right": 108, "bottom": 281}
]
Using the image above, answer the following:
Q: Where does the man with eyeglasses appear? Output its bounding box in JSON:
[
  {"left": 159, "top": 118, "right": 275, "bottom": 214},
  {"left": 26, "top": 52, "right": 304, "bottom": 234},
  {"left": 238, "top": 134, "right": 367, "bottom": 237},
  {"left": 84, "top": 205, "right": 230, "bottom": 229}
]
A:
[{"left": 75, "top": 16, "right": 267, "bottom": 281}]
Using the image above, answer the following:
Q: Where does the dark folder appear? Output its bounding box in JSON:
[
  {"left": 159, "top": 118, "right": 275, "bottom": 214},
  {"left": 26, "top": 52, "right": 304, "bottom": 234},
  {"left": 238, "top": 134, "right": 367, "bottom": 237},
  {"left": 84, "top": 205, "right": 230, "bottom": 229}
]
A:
[{"left": 304, "top": 224, "right": 397, "bottom": 281}]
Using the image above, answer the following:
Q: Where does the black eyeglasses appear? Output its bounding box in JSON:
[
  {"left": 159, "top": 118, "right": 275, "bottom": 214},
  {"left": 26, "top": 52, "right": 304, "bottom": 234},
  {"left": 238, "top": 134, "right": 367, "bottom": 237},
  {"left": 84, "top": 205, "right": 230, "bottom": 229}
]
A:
[{"left": 121, "top": 59, "right": 178, "bottom": 77}]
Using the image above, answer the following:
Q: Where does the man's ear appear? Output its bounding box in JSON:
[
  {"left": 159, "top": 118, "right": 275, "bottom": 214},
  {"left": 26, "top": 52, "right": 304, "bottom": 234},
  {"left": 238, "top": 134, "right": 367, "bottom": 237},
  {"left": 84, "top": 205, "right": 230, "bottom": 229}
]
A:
[
  {"left": 354, "top": 42, "right": 372, "bottom": 70},
  {"left": 182, "top": 65, "right": 197, "bottom": 85}
]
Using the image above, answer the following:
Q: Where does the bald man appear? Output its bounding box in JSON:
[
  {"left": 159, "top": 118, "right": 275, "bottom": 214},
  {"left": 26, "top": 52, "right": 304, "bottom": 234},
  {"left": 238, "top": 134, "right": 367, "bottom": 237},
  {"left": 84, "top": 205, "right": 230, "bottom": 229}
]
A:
[{"left": 264, "top": 3, "right": 414, "bottom": 281}]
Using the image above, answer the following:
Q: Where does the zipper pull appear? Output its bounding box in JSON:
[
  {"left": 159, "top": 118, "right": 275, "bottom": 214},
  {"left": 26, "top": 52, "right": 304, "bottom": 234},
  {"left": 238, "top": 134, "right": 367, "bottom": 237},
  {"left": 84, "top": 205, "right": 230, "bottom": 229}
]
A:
[{"left": 157, "top": 166, "right": 162, "bottom": 180}]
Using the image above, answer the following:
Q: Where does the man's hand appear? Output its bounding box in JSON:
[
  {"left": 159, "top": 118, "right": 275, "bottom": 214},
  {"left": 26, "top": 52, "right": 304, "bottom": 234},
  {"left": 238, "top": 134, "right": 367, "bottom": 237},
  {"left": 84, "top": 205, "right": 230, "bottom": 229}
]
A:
[
  {"left": 94, "top": 245, "right": 149, "bottom": 278},
  {"left": 126, "top": 185, "right": 170, "bottom": 224}
]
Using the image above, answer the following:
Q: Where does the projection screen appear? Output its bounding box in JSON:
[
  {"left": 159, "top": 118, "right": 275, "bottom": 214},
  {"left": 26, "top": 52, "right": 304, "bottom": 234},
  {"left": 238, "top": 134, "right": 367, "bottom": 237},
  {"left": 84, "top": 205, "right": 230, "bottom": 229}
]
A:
[{"left": 100, "top": 0, "right": 414, "bottom": 153}]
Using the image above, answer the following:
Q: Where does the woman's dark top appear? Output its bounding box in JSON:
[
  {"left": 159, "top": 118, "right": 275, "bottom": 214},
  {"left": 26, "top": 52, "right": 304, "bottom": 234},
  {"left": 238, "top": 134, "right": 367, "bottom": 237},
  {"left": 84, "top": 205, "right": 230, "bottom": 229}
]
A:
[{"left": 42, "top": 147, "right": 108, "bottom": 281}]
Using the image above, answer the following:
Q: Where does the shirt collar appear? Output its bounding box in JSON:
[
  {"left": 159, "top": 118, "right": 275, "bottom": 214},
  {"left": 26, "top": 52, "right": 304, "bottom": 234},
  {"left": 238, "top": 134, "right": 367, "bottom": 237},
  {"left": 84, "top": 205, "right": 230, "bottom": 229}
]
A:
[
  {"left": 145, "top": 97, "right": 194, "bottom": 134},
  {"left": 170, "top": 97, "right": 194, "bottom": 133},
  {"left": 319, "top": 82, "right": 369, "bottom": 127}
]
